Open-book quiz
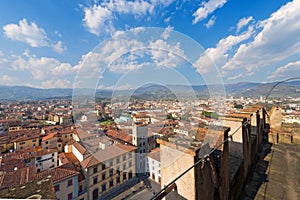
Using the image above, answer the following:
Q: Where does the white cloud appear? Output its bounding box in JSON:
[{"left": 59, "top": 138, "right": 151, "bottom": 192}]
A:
[
  {"left": 83, "top": 0, "right": 176, "bottom": 36},
  {"left": 204, "top": 15, "right": 216, "bottom": 29},
  {"left": 103, "top": 0, "right": 154, "bottom": 16},
  {"left": 109, "top": 60, "right": 145, "bottom": 73},
  {"left": 194, "top": 26, "right": 253, "bottom": 74},
  {"left": 83, "top": 4, "right": 113, "bottom": 36},
  {"left": 3, "top": 18, "right": 48, "bottom": 47},
  {"left": 41, "top": 79, "right": 72, "bottom": 89},
  {"left": 0, "top": 75, "right": 15, "bottom": 85},
  {"left": 97, "top": 83, "right": 133, "bottom": 90},
  {"left": 149, "top": 39, "right": 187, "bottom": 68},
  {"left": 11, "top": 53, "right": 76, "bottom": 80},
  {"left": 150, "top": 0, "right": 175, "bottom": 7},
  {"left": 164, "top": 17, "right": 171, "bottom": 23},
  {"left": 227, "top": 73, "right": 243, "bottom": 81},
  {"left": 51, "top": 41, "right": 67, "bottom": 53},
  {"left": 268, "top": 60, "right": 300, "bottom": 80},
  {"left": 54, "top": 31, "right": 62, "bottom": 37},
  {"left": 222, "top": 0, "right": 300, "bottom": 75},
  {"left": 75, "top": 27, "right": 188, "bottom": 76},
  {"left": 237, "top": 16, "right": 253, "bottom": 32},
  {"left": 161, "top": 26, "right": 173, "bottom": 40},
  {"left": 3, "top": 18, "right": 67, "bottom": 53},
  {"left": 0, "top": 51, "right": 8, "bottom": 65},
  {"left": 193, "top": 0, "right": 227, "bottom": 24}
]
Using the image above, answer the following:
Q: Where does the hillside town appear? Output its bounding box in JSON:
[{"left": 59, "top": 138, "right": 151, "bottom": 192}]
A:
[{"left": 0, "top": 96, "right": 299, "bottom": 200}]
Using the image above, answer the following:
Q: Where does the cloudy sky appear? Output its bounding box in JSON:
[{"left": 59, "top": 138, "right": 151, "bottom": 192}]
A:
[{"left": 0, "top": 0, "right": 299, "bottom": 89}]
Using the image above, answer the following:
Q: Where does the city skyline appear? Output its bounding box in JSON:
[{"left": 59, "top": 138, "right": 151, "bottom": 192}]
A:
[{"left": 0, "top": 0, "right": 299, "bottom": 89}]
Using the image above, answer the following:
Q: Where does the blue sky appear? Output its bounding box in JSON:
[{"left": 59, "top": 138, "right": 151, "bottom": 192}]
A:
[{"left": 0, "top": 0, "right": 299, "bottom": 89}]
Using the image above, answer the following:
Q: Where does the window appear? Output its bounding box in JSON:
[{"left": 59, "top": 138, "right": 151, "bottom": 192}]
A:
[
  {"left": 54, "top": 184, "right": 60, "bottom": 192},
  {"left": 143, "top": 142, "right": 145, "bottom": 146},
  {"left": 143, "top": 149, "right": 146, "bottom": 153},
  {"left": 123, "top": 163, "right": 126, "bottom": 170},
  {"left": 45, "top": 141, "right": 48, "bottom": 144},
  {"left": 117, "top": 176, "right": 120, "bottom": 184},
  {"left": 32, "top": 139, "right": 36, "bottom": 142},
  {"left": 123, "top": 155, "right": 126, "bottom": 161},
  {"left": 93, "top": 166, "right": 97, "bottom": 173},
  {"left": 129, "top": 170, "right": 133, "bottom": 179},
  {"left": 101, "top": 183, "right": 106, "bottom": 192},
  {"left": 102, "top": 163, "right": 106, "bottom": 170},
  {"left": 109, "top": 180, "right": 114, "bottom": 188},
  {"left": 102, "top": 172, "right": 106, "bottom": 180},
  {"left": 67, "top": 179, "right": 73, "bottom": 187},
  {"left": 52, "top": 159, "right": 55, "bottom": 162},
  {"left": 65, "top": 135, "right": 67, "bottom": 138},
  {"left": 129, "top": 161, "right": 132, "bottom": 167},
  {"left": 117, "top": 166, "right": 120, "bottom": 175},
  {"left": 123, "top": 173, "right": 127, "bottom": 180},
  {"left": 116, "top": 157, "right": 120, "bottom": 164},
  {"left": 109, "top": 169, "right": 113, "bottom": 177},
  {"left": 128, "top": 153, "right": 132, "bottom": 158},
  {"left": 109, "top": 160, "right": 113, "bottom": 166},
  {"left": 93, "top": 177, "right": 98, "bottom": 185},
  {"left": 68, "top": 193, "right": 73, "bottom": 200}
]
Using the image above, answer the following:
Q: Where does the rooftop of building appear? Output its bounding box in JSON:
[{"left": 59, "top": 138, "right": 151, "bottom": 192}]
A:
[
  {"left": 58, "top": 152, "right": 80, "bottom": 165},
  {"left": 42, "top": 131, "right": 58, "bottom": 141},
  {"left": 67, "top": 140, "right": 90, "bottom": 156},
  {"left": 11, "top": 133, "right": 40, "bottom": 143},
  {"left": 106, "top": 129, "right": 133, "bottom": 144},
  {"left": 157, "top": 125, "right": 230, "bottom": 156},
  {"left": 0, "top": 175, "right": 56, "bottom": 199},
  {"left": 148, "top": 148, "right": 160, "bottom": 162},
  {"left": 80, "top": 143, "right": 136, "bottom": 169}
]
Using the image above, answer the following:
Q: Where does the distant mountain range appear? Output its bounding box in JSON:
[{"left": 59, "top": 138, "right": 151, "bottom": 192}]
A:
[{"left": 0, "top": 81, "right": 299, "bottom": 101}]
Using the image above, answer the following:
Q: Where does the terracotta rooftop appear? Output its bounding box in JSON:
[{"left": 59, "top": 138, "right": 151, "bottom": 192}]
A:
[
  {"left": 35, "top": 162, "right": 78, "bottom": 183},
  {"left": 11, "top": 133, "right": 40, "bottom": 143},
  {"left": 0, "top": 147, "right": 58, "bottom": 169},
  {"left": 42, "top": 125, "right": 63, "bottom": 132},
  {"left": 80, "top": 155, "right": 100, "bottom": 169},
  {"left": 0, "top": 157, "right": 26, "bottom": 172},
  {"left": 106, "top": 130, "right": 133, "bottom": 144},
  {"left": 80, "top": 143, "right": 136, "bottom": 169},
  {"left": 58, "top": 129, "right": 76, "bottom": 135},
  {"left": 58, "top": 152, "right": 79, "bottom": 165},
  {"left": 42, "top": 131, "right": 58, "bottom": 141},
  {"left": 0, "top": 175, "right": 56, "bottom": 199},
  {"left": 68, "top": 140, "right": 89, "bottom": 155}
]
